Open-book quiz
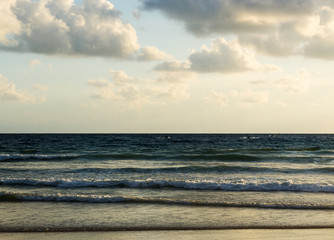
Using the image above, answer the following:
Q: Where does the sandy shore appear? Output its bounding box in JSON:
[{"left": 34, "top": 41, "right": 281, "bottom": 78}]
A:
[{"left": 1, "top": 229, "right": 334, "bottom": 240}]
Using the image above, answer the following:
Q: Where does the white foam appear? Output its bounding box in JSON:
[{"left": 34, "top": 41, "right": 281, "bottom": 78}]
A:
[
  {"left": 0, "top": 153, "right": 78, "bottom": 161},
  {"left": 1, "top": 178, "right": 334, "bottom": 193},
  {"left": 1, "top": 191, "right": 333, "bottom": 210}
]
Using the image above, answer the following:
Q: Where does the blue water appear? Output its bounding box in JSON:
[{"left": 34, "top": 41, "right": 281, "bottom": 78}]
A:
[{"left": 1, "top": 134, "right": 334, "bottom": 231}]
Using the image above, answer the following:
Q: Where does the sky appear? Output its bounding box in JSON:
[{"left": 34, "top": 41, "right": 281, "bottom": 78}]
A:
[{"left": 1, "top": 0, "right": 334, "bottom": 133}]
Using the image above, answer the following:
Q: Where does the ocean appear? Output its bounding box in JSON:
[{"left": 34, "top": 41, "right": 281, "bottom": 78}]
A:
[{"left": 1, "top": 134, "right": 334, "bottom": 231}]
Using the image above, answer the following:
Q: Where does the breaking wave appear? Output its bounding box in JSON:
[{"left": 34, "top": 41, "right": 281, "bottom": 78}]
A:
[
  {"left": 1, "top": 178, "right": 334, "bottom": 193},
  {"left": 1, "top": 191, "right": 334, "bottom": 210}
]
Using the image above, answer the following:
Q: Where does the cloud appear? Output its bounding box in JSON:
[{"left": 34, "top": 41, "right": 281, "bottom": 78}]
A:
[
  {"left": 275, "top": 78, "right": 309, "bottom": 94},
  {"left": 154, "top": 60, "right": 191, "bottom": 72},
  {"left": 249, "top": 79, "right": 267, "bottom": 85},
  {"left": 89, "top": 69, "right": 196, "bottom": 107},
  {"left": 146, "top": 83, "right": 191, "bottom": 101},
  {"left": 34, "top": 83, "right": 48, "bottom": 91},
  {"left": 302, "top": 6, "right": 334, "bottom": 59},
  {"left": 29, "top": 59, "right": 41, "bottom": 67},
  {"left": 205, "top": 88, "right": 269, "bottom": 107},
  {"left": 238, "top": 89, "right": 269, "bottom": 104},
  {"left": 0, "top": 0, "right": 22, "bottom": 46},
  {"left": 0, "top": 0, "right": 140, "bottom": 58},
  {"left": 0, "top": 74, "right": 36, "bottom": 102},
  {"left": 91, "top": 80, "right": 142, "bottom": 103},
  {"left": 155, "top": 38, "right": 280, "bottom": 74},
  {"left": 303, "top": 36, "right": 334, "bottom": 60},
  {"left": 249, "top": 72, "right": 309, "bottom": 94},
  {"left": 156, "top": 71, "right": 196, "bottom": 83},
  {"left": 238, "top": 14, "right": 321, "bottom": 57},
  {"left": 136, "top": 45, "right": 171, "bottom": 61},
  {"left": 239, "top": 33, "right": 302, "bottom": 57},
  {"left": 88, "top": 78, "right": 110, "bottom": 88},
  {"left": 189, "top": 38, "right": 279, "bottom": 73},
  {"left": 141, "top": 0, "right": 334, "bottom": 60},
  {"left": 297, "top": 68, "right": 309, "bottom": 77},
  {"left": 204, "top": 91, "right": 228, "bottom": 107},
  {"left": 141, "top": 0, "right": 316, "bottom": 36},
  {"left": 133, "top": 10, "right": 141, "bottom": 21}
]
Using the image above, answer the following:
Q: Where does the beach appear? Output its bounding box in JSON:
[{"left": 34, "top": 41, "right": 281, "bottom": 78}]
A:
[{"left": 2, "top": 229, "right": 334, "bottom": 240}]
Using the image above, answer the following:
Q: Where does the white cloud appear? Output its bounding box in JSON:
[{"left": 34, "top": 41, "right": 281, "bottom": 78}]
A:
[
  {"left": 297, "top": 68, "right": 309, "bottom": 76},
  {"left": 136, "top": 45, "right": 171, "bottom": 61},
  {"left": 0, "top": 74, "right": 36, "bottom": 102},
  {"left": 238, "top": 89, "right": 269, "bottom": 104},
  {"left": 89, "top": 69, "right": 196, "bottom": 107},
  {"left": 146, "top": 84, "right": 190, "bottom": 101},
  {"left": 275, "top": 78, "right": 309, "bottom": 94},
  {"left": 0, "top": 0, "right": 140, "bottom": 58},
  {"left": 29, "top": 59, "right": 41, "bottom": 67},
  {"left": 205, "top": 88, "right": 269, "bottom": 107},
  {"left": 189, "top": 38, "right": 279, "bottom": 73},
  {"left": 154, "top": 60, "right": 191, "bottom": 72},
  {"left": 156, "top": 71, "right": 196, "bottom": 84},
  {"left": 0, "top": 0, "right": 22, "bottom": 46},
  {"left": 277, "top": 101, "right": 289, "bottom": 106},
  {"left": 88, "top": 78, "right": 110, "bottom": 88},
  {"left": 92, "top": 81, "right": 142, "bottom": 103},
  {"left": 249, "top": 79, "right": 268, "bottom": 85},
  {"left": 109, "top": 70, "right": 140, "bottom": 84},
  {"left": 155, "top": 38, "right": 280, "bottom": 74},
  {"left": 249, "top": 72, "right": 310, "bottom": 95},
  {"left": 249, "top": 71, "right": 310, "bottom": 95},
  {"left": 34, "top": 83, "right": 48, "bottom": 91},
  {"left": 204, "top": 91, "right": 228, "bottom": 107}
]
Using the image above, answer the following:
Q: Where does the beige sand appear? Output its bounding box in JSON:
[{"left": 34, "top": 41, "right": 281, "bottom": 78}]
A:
[{"left": 1, "top": 229, "right": 334, "bottom": 240}]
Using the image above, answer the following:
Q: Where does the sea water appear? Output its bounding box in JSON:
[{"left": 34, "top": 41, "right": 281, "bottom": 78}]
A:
[{"left": 1, "top": 134, "right": 334, "bottom": 231}]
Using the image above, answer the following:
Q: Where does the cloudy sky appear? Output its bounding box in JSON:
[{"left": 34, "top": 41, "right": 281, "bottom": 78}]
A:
[{"left": 1, "top": 0, "right": 334, "bottom": 133}]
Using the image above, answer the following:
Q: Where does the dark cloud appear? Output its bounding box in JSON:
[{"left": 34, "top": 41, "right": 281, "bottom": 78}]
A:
[{"left": 141, "top": 0, "right": 315, "bottom": 36}]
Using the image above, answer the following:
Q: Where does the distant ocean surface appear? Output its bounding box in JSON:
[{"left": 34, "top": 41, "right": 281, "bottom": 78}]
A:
[{"left": 1, "top": 134, "right": 334, "bottom": 231}]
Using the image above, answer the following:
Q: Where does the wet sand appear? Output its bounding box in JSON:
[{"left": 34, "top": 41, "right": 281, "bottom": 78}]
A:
[{"left": 1, "top": 229, "right": 334, "bottom": 240}]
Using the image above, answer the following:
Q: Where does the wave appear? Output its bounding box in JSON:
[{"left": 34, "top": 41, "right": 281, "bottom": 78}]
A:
[
  {"left": 1, "top": 191, "right": 333, "bottom": 210},
  {"left": 1, "top": 165, "right": 329, "bottom": 175},
  {"left": 0, "top": 153, "right": 162, "bottom": 162},
  {"left": 0, "top": 152, "right": 261, "bottom": 162},
  {"left": 0, "top": 153, "right": 79, "bottom": 161},
  {"left": 2, "top": 178, "right": 334, "bottom": 193},
  {"left": 286, "top": 147, "right": 322, "bottom": 151},
  {"left": 1, "top": 151, "right": 333, "bottom": 166},
  {"left": 174, "top": 154, "right": 260, "bottom": 161},
  {"left": 2, "top": 150, "right": 330, "bottom": 163},
  {"left": 0, "top": 153, "right": 160, "bottom": 162},
  {"left": 83, "top": 153, "right": 158, "bottom": 160},
  {"left": 67, "top": 165, "right": 268, "bottom": 174},
  {"left": 180, "top": 146, "right": 323, "bottom": 155}
]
